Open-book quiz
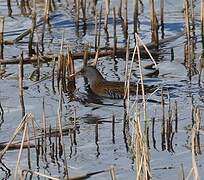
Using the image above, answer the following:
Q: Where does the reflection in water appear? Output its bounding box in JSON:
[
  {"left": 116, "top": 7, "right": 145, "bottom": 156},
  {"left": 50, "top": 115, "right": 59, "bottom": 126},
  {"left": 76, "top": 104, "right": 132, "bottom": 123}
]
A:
[{"left": 0, "top": 160, "right": 11, "bottom": 179}]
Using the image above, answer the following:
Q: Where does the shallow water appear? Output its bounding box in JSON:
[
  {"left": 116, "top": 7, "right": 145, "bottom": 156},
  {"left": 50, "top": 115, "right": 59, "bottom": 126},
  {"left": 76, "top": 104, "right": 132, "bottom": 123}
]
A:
[{"left": 0, "top": 0, "right": 204, "bottom": 179}]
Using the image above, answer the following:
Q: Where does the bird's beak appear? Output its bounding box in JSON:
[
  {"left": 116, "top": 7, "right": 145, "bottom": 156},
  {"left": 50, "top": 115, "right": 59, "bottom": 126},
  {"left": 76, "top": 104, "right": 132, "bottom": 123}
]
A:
[{"left": 69, "top": 68, "right": 84, "bottom": 78}]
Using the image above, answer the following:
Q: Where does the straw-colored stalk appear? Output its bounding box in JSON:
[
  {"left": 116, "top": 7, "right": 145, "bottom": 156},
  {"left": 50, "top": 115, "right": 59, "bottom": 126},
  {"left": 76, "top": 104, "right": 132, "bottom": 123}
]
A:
[
  {"left": 44, "top": 0, "right": 50, "bottom": 23},
  {"left": 184, "top": 0, "right": 191, "bottom": 42},
  {"left": 134, "top": 113, "right": 151, "bottom": 180},
  {"left": 189, "top": 128, "right": 200, "bottom": 180},
  {"left": 19, "top": 53, "right": 25, "bottom": 118},
  {"left": 14, "top": 122, "right": 28, "bottom": 179},
  {"left": 110, "top": 166, "right": 116, "bottom": 180}
]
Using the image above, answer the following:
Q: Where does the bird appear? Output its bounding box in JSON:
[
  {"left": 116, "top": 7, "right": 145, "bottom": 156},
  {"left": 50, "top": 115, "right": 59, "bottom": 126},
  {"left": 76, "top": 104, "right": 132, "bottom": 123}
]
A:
[{"left": 79, "top": 65, "right": 156, "bottom": 99}]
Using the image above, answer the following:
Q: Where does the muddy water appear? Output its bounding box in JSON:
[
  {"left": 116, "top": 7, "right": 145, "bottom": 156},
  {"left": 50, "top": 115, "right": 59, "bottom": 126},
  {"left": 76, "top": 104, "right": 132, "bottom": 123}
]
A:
[{"left": 0, "top": 0, "right": 204, "bottom": 179}]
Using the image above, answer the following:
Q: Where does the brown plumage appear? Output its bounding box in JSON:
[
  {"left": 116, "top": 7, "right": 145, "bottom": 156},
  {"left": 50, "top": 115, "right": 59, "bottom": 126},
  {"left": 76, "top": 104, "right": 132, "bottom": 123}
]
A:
[{"left": 80, "top": 66, "right": 155, "bottom": 99}]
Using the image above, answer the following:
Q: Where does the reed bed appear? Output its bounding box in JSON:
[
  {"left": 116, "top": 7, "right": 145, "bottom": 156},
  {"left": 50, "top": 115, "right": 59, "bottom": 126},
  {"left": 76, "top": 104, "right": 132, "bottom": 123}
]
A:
[{"left": 0, "top": 0, "right": 204, "bottom": 179}]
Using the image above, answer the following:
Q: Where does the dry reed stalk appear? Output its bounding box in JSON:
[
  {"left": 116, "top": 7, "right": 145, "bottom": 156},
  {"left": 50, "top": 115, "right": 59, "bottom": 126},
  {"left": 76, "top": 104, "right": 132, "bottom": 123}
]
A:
[
  {"left": 118, "top": 0, "right": 122, "bottom": 17},
  {"left": 110, "top": 166, "right": 116, "bottom": 180},
  {"left": 104, "top": 0, "right": 110, "bottom": 31},
  {"left": 0, "top": 114, "right": 33, "bottom": 159},
  {"left": 0, "top": 16, "right": 4, "bottom": 60},
  {"left": 201, "top": 0, "right": 204, "bottom": 47},
  {"left": 133, "top": 0, "right": 139, "bottom": 34},
  {"left": 124, "top": 0, "right": 128, "bottom": 39},
  {"left": 20, "top": 0, "right": 26, "bottom": 15},
  {"left": 150, "top": 0, "right": 159, "bottom": 47},
  {"left": 95, "top": 11, "right": 98, "bottom": 51},
  {"left": 67, "top": 50, "right": 76, "bottom": 93},
  {"left": 81, "top": 0, "right": 87, "bottom": 22},
  {"left": 14, "top": 122, "right": 28, "bottom": 180},
  {"left": 83, "top": 46, "right": 88, "bottom": 67},
  {"left": 134, "top": 112, "right": 151, "bottom": 180},
  {"left": 25, "top": 0, "right": 31, "bottom": 14},
  {"left": 7, "top": 0, "right": 12, "bottom": 16},
  {"left": 184, "top": 0, "right": 191, "bottom": 42},
  {"left": 135, "top": 33, "right": 147, "bottom": 124},
  {"left": 190, "top": 127, "right": 200, "bottom": 180},
  {"left": 160, "top": 0, "right": 164, "bottom": 38},
  {"left": 92, "top": 0, "right": 97, "bottom": 15},
  {"left": 28, "top": 0, "right": 36, "bottom": 56},
  {"left": 75, "top": 0, "right": 80, "bottom": 28},
  {"left": 134, "top": 34, "right": 157, "bottom": 67},
  {"left": 113, "top": 7, "right": 117, "bottom": 61},
  {"left": 19, "top": 52, "right": 25, "bottom": 118},
  {"left": 190, "top": 0, "right": 195, "bottom": 38},
  {"left": 57, "top": 85, "right": 69, "bottom": 178},
  {"left": 44, "top": 0, "right": 50, "bottom": 23},
  {"left": 97, "top": 5, "right": 102, "bottom": 49},
  {"left": 194, "top": 108, "right": 201, "bottom": 155}
]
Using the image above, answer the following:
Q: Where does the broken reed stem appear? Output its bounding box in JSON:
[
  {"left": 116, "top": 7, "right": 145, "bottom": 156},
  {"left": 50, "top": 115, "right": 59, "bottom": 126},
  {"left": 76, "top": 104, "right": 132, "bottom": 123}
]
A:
[
  {"left": 113, "top": 7, "right": 117, "bottom": 61},
  {"left": 57, "top": 84, "right": 69, "bottom": 178},
  {"left": 19, "top": 52, "right": 25, "bottom": 118},
  {"left": 0, "top": 16, "right": 4, "bottom": 60},
  {"left": 7, "top": 0, "right": 12, "bottom": 16},
  {"left": 150, "top": 0, "right": 159, "bottom": 47},
  {"left": 14, "top": 122, "right": 28, "bottom": 180}
]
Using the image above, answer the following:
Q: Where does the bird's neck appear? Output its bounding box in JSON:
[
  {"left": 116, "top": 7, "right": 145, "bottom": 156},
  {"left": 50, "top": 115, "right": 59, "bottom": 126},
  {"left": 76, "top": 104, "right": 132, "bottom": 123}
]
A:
[{"left": 88, "top": 70, "right": 105, "bottom": 86}]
